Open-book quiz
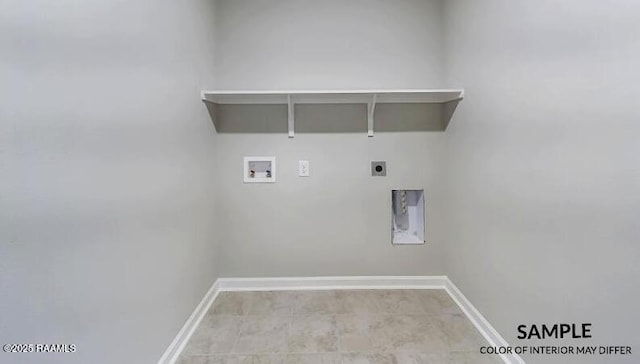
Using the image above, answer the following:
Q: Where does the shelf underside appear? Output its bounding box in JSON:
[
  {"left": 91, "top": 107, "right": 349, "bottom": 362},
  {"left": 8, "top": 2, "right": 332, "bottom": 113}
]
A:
[{"left": 201, "top": 89, "right": 464, "bottom": 136}]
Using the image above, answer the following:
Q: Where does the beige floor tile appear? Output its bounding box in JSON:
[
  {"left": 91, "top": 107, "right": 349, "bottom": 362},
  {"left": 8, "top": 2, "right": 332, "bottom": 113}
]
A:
[
  {"left": 341, "top": 353, "right": 398, "bottom": 364},
  {"left": 413, "top": 290, "right": 463, "bottom": 315},
  {"left": 211, "top": 292, "right": 254, "bottom": 316},
  {"left": 176, "top": 355, "right": 211, "bottom": 364},
  {"left": 433, "top": 314, "right": 488, "bottom": 352},
  {"left": 293, "top": 291, "right": 348, "bottom": 315},
  {"left": 450, "top": 351, "right": 503, "bottom": 364},
  {"left": 336, "top": 314, "right": 377, "bottom": 352},
  {"left": 233, "top": 316, "right": 290, "bottom": 353},
  {"left": 287, "top": 315, "right": 339, "bottom": 353},
  {"left": 372, "top": 315, "right": 449, "bottom": 353},
  {"left": 339, "top": 314, "right": 450, "bottom": 353},
  {"left": 370, "top": 290, "right": 431, "bottom": 315},
  {"left": 177, "top": 355, "right": 285, "bottom": 364},
  {"left": 335, "top": 290, "right": 383, "bottom": 315},
  {"left": 178, "top": 289, "right": 492, "bottom": 364},
  {"left": 393, "top": 352, "right": 451, "bottom": 364},
  {"left": 182, "top": 315, "right": 242, "bottom": 355},
  {"left": 284, "top": 353, "right": 342, "bottom": 364},
  {"left": 249, "top": 291, "right": 297, "bottom": 316}
]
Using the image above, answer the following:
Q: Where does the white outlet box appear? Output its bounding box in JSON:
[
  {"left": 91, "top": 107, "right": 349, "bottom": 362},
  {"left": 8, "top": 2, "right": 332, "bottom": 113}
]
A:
[
  {"left": 298, "top": 160, "right": 309, "bottom": 177},
  {"left": 244, "top": 156, "right": 276, "bottom": 183}
]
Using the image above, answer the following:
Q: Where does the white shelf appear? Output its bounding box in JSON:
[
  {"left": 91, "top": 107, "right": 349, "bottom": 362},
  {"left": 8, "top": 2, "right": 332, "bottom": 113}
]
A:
[
  {"left": 201, "top": 89, "right": 464, "bottom": 137},
  {"left": 201, "top": 89, "right": 463, "bottom": 104}
]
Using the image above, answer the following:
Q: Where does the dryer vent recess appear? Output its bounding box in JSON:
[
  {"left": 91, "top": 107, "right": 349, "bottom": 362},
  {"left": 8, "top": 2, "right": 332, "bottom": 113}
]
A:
[
  {"left": 392, "top": 189, "right": 425, "bottom": 245},
  {"left": 371, "top": 161, "right": 386, "bottom": 176}
]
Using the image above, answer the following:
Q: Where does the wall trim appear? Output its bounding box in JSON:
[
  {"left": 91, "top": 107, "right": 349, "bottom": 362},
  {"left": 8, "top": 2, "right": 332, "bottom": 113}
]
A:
[
  {"left": 158, "top": 280, "right": 221, "bottom": 364},
  {"left": 444, "top": 277, "right": 525, "bottom": 364},
  {"left": 216, "top": 275, "right": 447, "bottom": 291},
  {"left": 159, "top": 276, "right": 524, "bottom": 364}
]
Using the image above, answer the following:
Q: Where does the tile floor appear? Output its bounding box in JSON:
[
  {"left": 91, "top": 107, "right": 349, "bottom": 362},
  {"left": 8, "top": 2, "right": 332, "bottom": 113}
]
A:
[{"left": 177, "top": 290, "right": 502, "bottom": 364}]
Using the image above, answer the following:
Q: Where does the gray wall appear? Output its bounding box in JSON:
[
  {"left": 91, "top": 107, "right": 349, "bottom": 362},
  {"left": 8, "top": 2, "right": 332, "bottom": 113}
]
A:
[
  {"left": 216, "top": 132, "right": 448, "bottom": 277},
  {"left": 442, "top": 1, "right": 640, "bottom": 363},
  {"left": 0, "top": 1, "right": 219, "bottom": 363},
  {"left": 214, "top": 0, "right": 445, "bottom": 90},
  {"left": 213, "top": 0, "right": 449, "bottom": 277}
]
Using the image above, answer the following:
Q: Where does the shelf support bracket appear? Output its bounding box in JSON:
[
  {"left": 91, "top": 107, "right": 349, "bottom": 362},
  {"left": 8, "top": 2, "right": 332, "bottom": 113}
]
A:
[
  {"left": 367, "top": 94, "right": 377, "bottom": 137},
  {"left": 287, "top": 94, "right": 294, "bottom": 138}
]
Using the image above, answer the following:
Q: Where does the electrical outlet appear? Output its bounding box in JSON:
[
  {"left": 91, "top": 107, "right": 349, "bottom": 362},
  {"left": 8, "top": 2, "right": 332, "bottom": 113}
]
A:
[{"left": 298, "top": 160, "right": 310, "bottom": 177}]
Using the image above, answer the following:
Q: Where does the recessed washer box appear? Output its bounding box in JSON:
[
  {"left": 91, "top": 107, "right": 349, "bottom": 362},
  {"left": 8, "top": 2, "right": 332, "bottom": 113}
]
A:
[
  {"left": 244, "top": 156, "right": 276, "bottom": 183},
  {"left": 391, "top": 189, "right": 425, "bottom": 245}
]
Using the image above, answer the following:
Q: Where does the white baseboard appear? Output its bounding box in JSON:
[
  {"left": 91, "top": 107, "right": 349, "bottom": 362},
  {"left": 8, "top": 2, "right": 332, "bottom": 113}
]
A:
[
  {"left": 216, "top": 275, "right": 447, "bottom": 291},
  {"left": 159, "top": 276, "right": 524, "bottom": 364},
  {"left": 444, "top": 277, "right": 525, "bottom": 364},
  {"left": 158, "top": 280, "right": 221, "bottom": 364}
]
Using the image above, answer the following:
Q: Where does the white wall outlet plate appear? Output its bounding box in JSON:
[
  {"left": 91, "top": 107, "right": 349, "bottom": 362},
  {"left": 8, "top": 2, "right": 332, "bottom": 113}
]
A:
[{"left": 298, "top": 160, "right": 310, "bottom": 177}]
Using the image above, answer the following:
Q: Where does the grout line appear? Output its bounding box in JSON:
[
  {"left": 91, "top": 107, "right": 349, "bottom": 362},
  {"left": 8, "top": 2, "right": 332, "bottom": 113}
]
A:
[
  {"left": 287, "top": 295, "right": 294, "bottom": 356},
  {"left": 227, "top": 299, "right": 245, "bottom": 356}
]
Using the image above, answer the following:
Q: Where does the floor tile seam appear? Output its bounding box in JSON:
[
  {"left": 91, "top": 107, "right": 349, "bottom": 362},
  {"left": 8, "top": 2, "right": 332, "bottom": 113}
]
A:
[
  {"left": 286, "top": 304, "right": 294, "bottom": 354},
  {"left": 227, "top": 314, "right": 244, "bottom": 355},
  {"left": 333, "top": 312, "right": 344, "bottom": 353}
]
